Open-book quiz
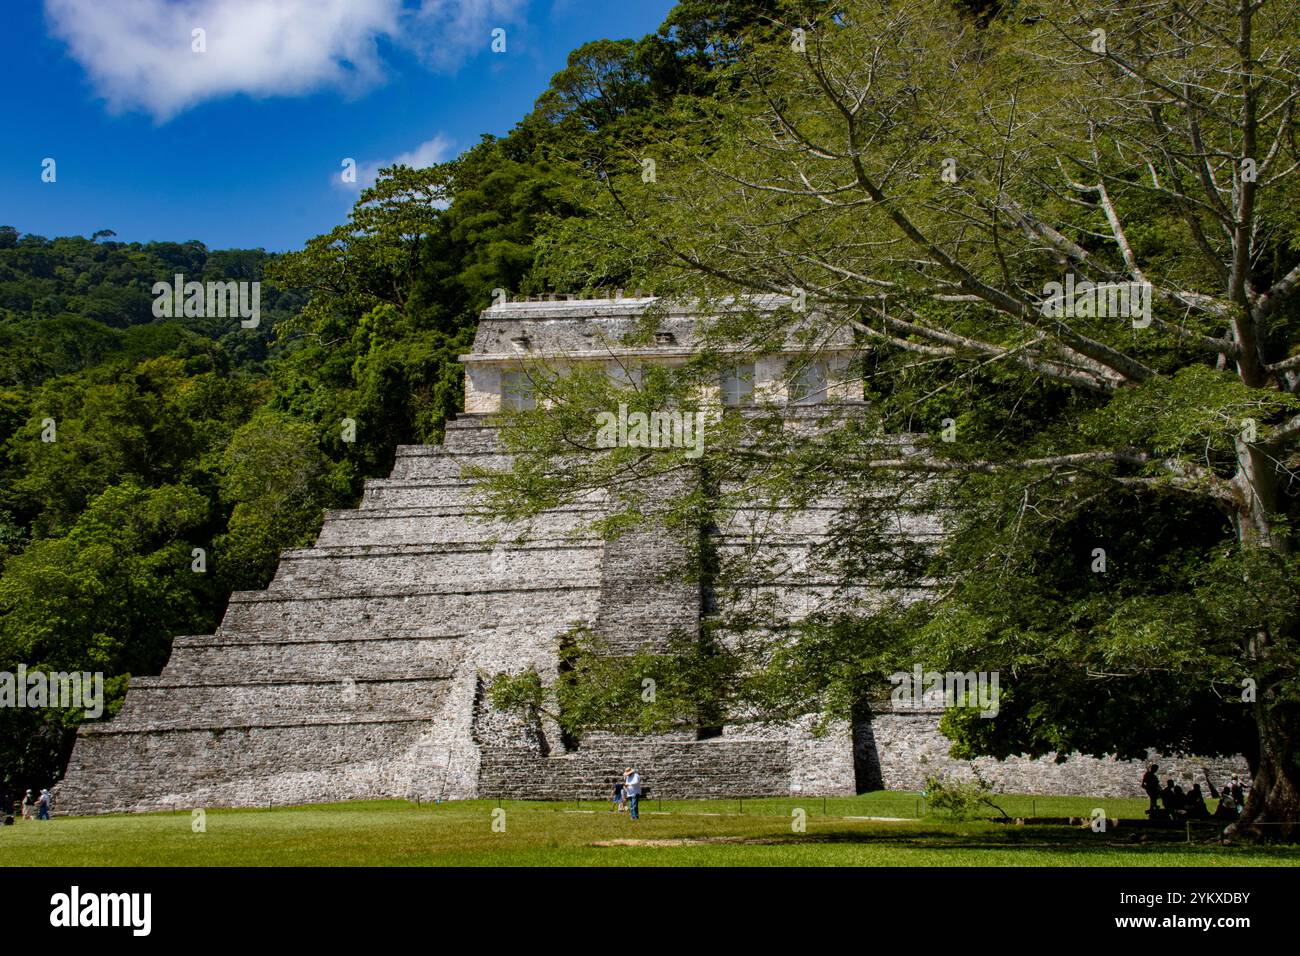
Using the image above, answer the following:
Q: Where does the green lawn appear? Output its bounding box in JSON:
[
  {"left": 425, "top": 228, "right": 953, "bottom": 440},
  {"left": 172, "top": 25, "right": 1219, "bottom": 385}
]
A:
[{"left": 2, "top": 792, "right": 1297, "bottom": 866}]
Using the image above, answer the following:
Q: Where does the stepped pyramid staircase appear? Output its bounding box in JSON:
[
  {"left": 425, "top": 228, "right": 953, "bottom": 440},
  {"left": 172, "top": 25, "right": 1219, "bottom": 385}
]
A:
[{"left": 57, "top": 414, "right": 870, "bottom": 813}]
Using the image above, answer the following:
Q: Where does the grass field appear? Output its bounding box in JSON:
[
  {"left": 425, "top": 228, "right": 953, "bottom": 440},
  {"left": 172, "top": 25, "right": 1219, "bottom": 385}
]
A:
[{"left": 2, "top": 792, "right": 1298, "bottom": 866}]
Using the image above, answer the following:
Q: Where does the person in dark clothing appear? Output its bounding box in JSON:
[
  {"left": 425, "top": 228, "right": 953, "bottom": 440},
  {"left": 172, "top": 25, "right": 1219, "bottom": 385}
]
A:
[
  {"left": 1230, "top": 775, "right": 1245, "bottom": 806},
  {"left": 1214, "top": 791, "right": 1238, "bottom": 820},
  {"left": 1186, "top": 784, "right": 1209, "bottom": 819},
  {"left": 1141, "top": 764, "right": 1161, "bottom": 813},
  {"left": 1161, "top": 779, "right": 1182, "bottom": 814},
  {"left": 611, "top": 779, "right": 625, "bottom": 813}
]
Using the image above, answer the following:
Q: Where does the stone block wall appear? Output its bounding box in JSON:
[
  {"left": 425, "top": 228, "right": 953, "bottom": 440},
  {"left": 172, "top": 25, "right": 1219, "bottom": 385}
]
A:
[
  {"left": 593, "top": 471, "right": 701, "bottom": 655},
  {"left": 477, "top": 739, "right": 791, "bottom": 800},
  {"left": 865, "top": 709, "right": 1250, "bottom": 798}
]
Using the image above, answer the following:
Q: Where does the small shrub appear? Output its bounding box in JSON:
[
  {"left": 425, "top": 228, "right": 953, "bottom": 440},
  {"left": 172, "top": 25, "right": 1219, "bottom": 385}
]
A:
[{"left": 923, "top": 774, "right": 1008, "bottom": 820}]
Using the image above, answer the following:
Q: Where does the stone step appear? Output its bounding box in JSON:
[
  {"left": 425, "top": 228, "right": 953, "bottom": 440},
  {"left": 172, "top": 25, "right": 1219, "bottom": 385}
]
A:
[
  {"left": 388, "top": 450, "right": 514, "bottom": 480},
  {"left": 715, "top": 508, "right": 947, "bottom": 537},
  {"left": 110, "top": 676, "right": 449, "bottom": 728},
  {"left": 173, "top": 630, "right": 463, "bottom": 647},
  {"left": 315, "top": 507, "right": 601, "bottom": 548},
  {"left": 360, "top": 480, "right": 607, "bottom": 510},
  {"left": 163, "top": 635, "right": 461, "bottom": 682},
  {"left": 439, "top": 424, "right": 505, "bottom": 453},
  {"left": 720, "top": 584, "right": 939, "bottom": 621},
  {"left": 713, "top": 532, "right": 946, "bottom": 544},
  {"left": 361, "top": 480, "right": 477, "bottom": 509},
  {"left": 218, "top": 588, "right": 601, "bottom": 639},
  {"left": 267, "top": 542, "right": 602, "bottom": 595}
]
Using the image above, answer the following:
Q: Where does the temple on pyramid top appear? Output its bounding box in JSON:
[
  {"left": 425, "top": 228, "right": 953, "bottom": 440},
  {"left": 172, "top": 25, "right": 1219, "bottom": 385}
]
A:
[{"left": 460, "top": 294, "right": 862, "bottom": 412}]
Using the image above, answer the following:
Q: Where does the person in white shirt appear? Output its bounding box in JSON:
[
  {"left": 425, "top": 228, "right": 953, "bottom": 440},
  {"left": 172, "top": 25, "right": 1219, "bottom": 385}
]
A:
[{"left": 623, "top": 768, "right": 641, "bottom": 821}]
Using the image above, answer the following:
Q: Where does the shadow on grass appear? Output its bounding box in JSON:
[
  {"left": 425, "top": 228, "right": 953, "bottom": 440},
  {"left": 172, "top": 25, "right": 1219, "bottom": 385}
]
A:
[{"left": 590, "top": 824, "right": 1300, "bottom": 858}]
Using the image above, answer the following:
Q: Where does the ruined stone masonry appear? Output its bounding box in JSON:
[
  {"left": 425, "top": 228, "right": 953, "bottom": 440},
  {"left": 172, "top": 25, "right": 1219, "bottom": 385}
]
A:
[{"left": 56, "top": 297, "right": 1246, "bottom": 813}]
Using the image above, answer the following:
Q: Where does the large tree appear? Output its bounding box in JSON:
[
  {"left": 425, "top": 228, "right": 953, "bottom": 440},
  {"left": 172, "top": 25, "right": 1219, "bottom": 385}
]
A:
[{"left": 487, "top": 0, "right": 1300, "bottom": 839}]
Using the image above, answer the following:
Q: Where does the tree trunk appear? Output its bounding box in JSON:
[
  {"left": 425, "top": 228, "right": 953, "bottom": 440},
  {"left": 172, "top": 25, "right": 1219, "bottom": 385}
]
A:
[
  {"left": 1228, "top": 693, "right": 1300, "bottom": 842},
  {"left": 1225, "top": 444, "right": 1299, "bottom": 841}
]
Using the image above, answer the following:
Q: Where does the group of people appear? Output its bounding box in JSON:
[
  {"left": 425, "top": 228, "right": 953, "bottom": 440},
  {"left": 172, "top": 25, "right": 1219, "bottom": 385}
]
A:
[
  {"left": 1140, "top": 765, "right": 1244, "bottom": 822},
  {"left": 1, "top": 788, "right": 53, "bottom": 825},
  {"left": 610, "top": 767, "right": 643, "bottom": 820}
]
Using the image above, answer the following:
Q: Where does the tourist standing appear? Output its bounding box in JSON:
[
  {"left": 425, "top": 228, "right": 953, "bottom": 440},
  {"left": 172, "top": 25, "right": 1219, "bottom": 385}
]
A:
[
  {"left": 21, "top": 789, "right": 34, "bottom": 821},
  {"left": 611, "top": 778, "right": 625, "bottom": 813},
  {"left": 36, "top": 789, "right": 51, "bottom": 820},
  {"left": 623, "top": 767, "right": 641, "bottom": 821},
  {"left": 1140, "top": 764, "right": 1161, "bottom": 813}
]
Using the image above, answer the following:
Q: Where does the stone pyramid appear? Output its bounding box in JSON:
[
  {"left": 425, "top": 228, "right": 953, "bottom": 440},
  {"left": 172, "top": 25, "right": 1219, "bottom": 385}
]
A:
[
  {"left": 56, "top": 298, "right": 878, "bottom": 813},
  {"left": 57, "top": 297, "right": 1242, "bottom": 812}
]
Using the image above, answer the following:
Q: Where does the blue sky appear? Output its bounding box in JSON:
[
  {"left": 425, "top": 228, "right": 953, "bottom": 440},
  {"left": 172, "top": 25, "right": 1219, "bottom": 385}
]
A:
[{"left": 1, "top": 1, "right": 674, "bottom": 252}]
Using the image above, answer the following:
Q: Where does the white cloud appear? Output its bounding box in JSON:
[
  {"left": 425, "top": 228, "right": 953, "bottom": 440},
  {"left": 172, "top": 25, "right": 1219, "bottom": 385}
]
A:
[
  {"left": 406, "top": 0, "right": 525, "bottom": 70},
  {"left": 342, "top": 134, "right": 457, "bottom": 191},
  {"left": 45, "top": 0, "right": 528, "bottom": 121}
]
